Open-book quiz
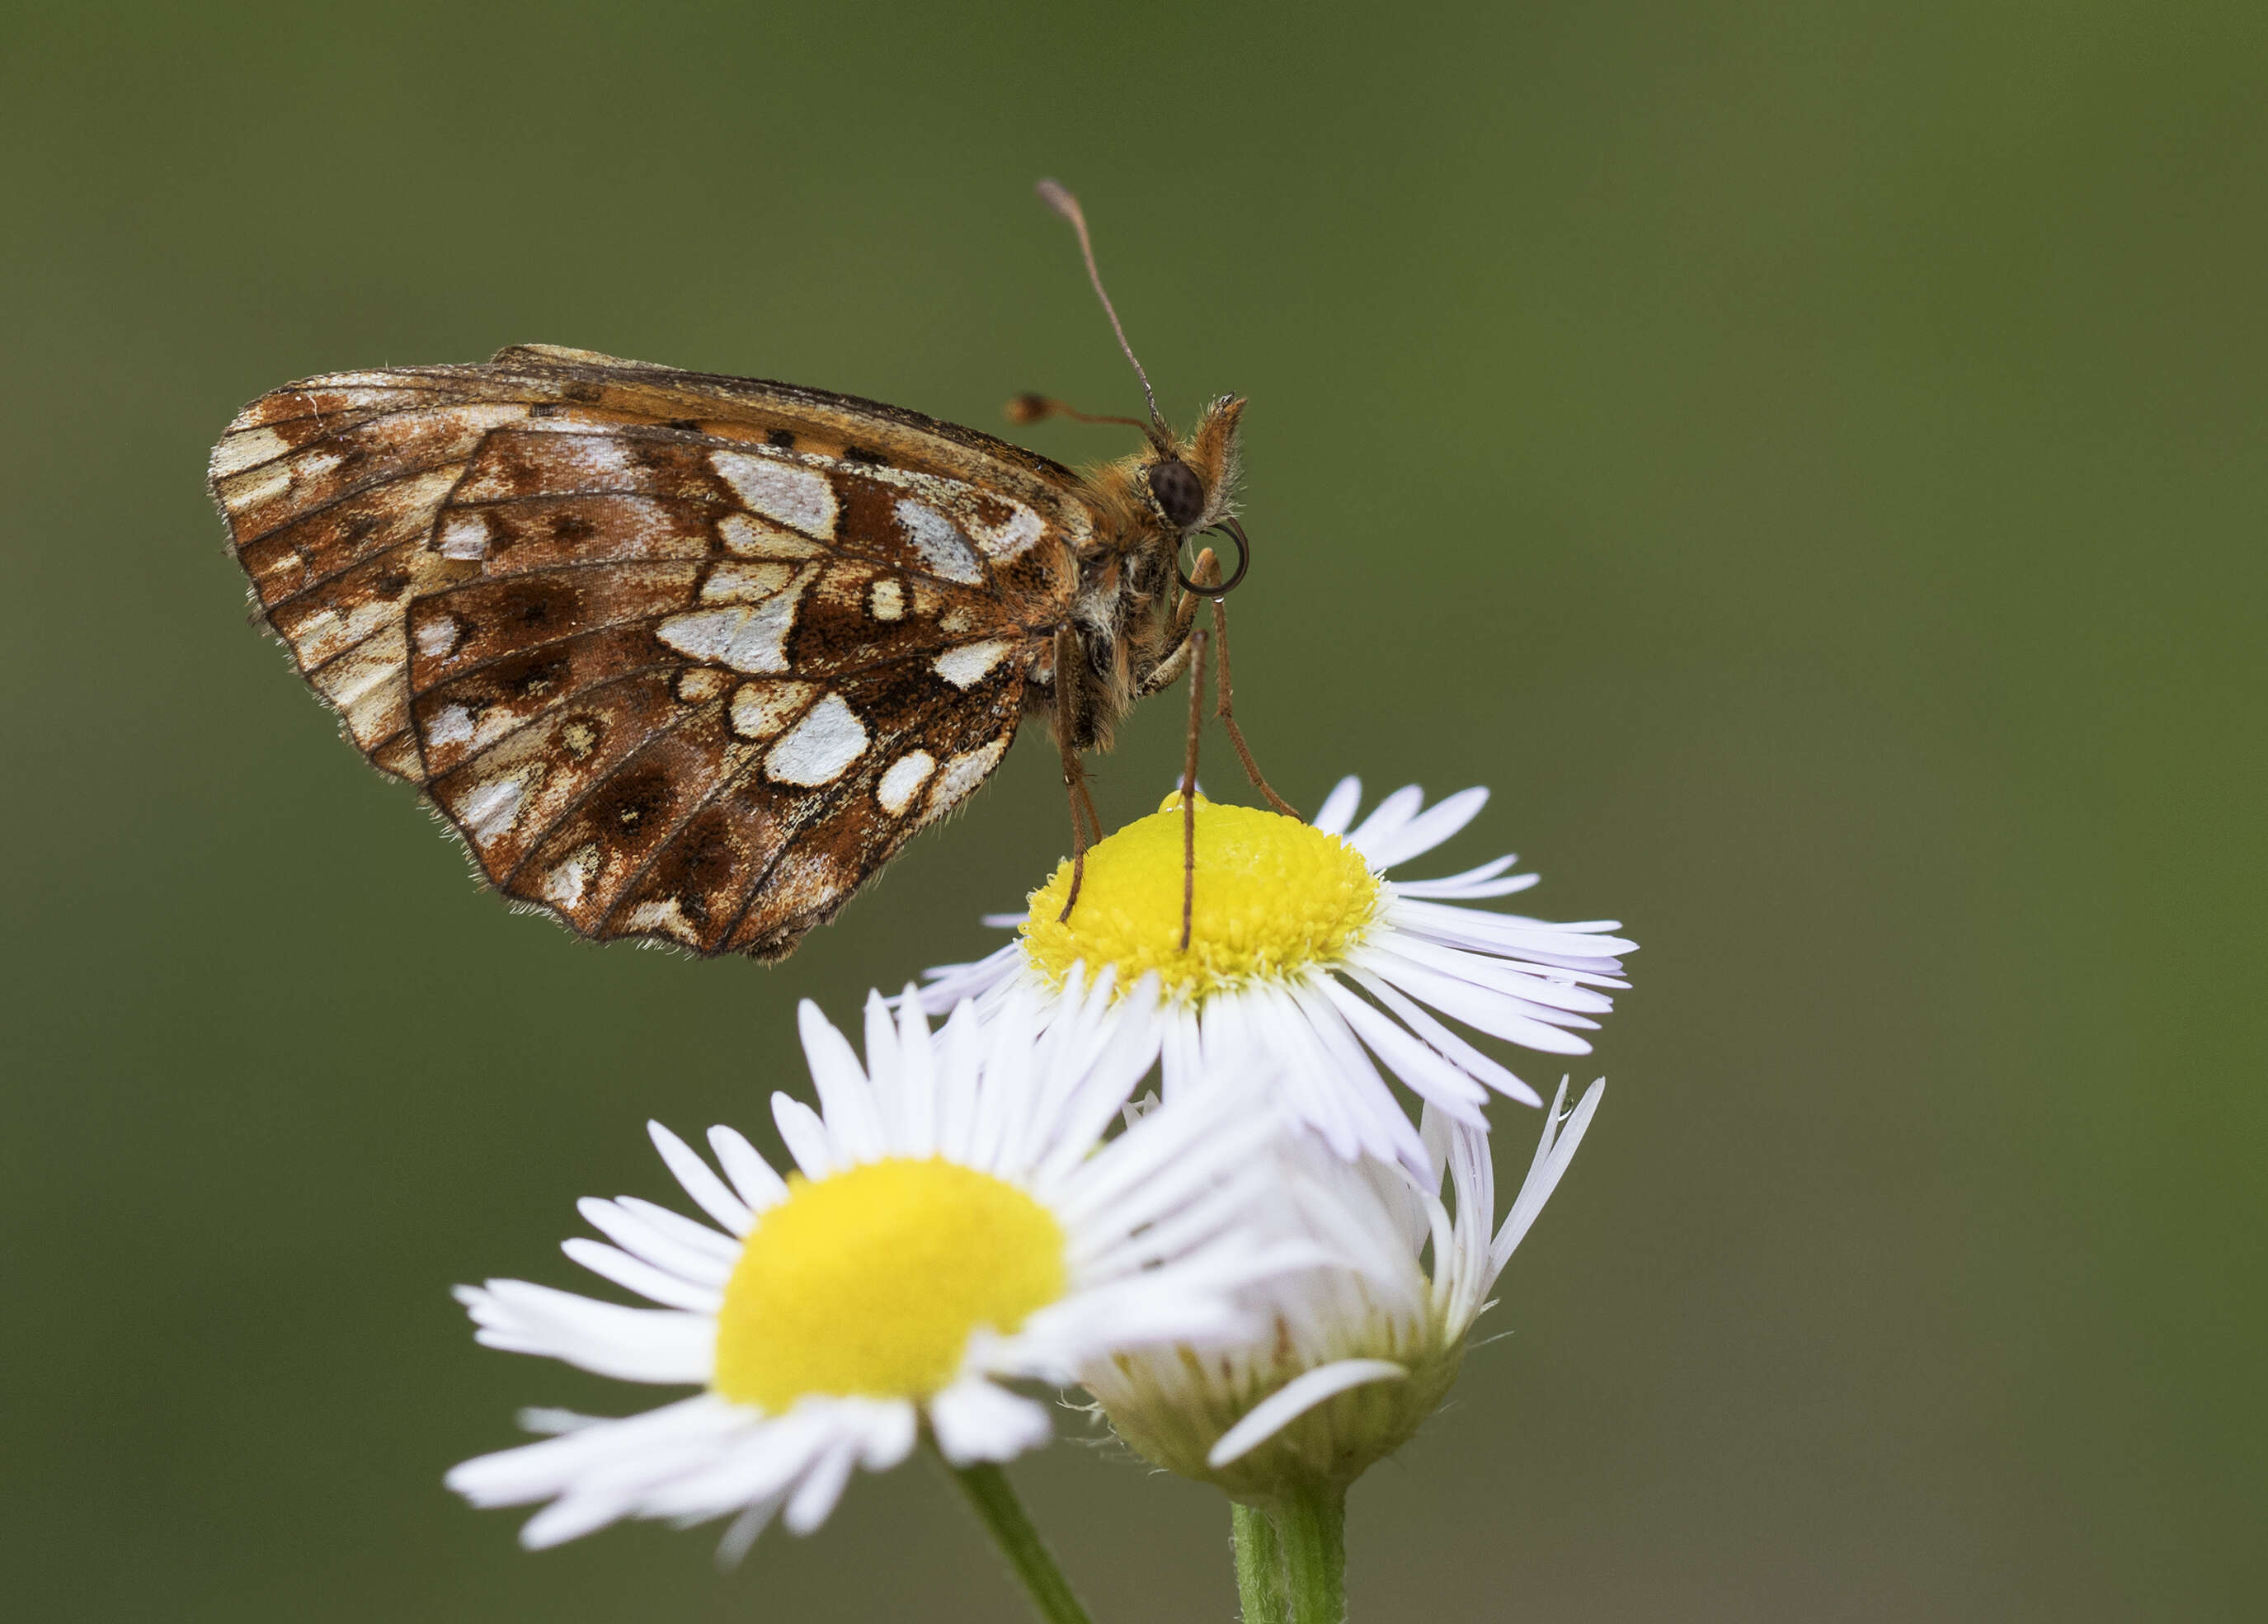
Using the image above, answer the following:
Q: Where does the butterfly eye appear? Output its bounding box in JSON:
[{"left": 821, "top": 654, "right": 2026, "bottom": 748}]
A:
[{"left": 1147, "top": 458, "right": 1206, "bottom": 530}]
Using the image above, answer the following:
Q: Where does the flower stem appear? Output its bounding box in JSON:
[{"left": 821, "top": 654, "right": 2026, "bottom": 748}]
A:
[
  {"left": 942, "top": 1457, "right": 1096, "bottom": 1624},
  {"left": 1232, "top": 1502, "right": 1292, "bottom": 1624},
  {"left": 1273, "top": 1484, "right": 1348, "bottom": 1624}
]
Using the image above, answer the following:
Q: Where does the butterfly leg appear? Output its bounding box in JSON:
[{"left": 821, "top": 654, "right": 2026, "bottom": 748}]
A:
[
  {"left": 1132, "top": 577, "right": 1203, "bottom": 700},
  {"left": 1207, "top": 593, "right": 1301, "bottom": 820},
  {"left": 1159, "top": 549, "right": 1300, "bottom": 821},
  {"left": 1055, "top": 627, "right": 1099, "bottom": 924},
  {"left": 1180, "top": 625, "right": 1210, "bottom": 951}
]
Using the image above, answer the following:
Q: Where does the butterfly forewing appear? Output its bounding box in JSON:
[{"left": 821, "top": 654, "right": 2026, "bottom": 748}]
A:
[{"left": 211, "top": 345, "right": 1088, "bottom": 957}]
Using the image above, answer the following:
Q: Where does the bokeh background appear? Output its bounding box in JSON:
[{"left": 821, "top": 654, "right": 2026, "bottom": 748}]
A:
[{"left": 4, "top": 2, "right": 2261, "bottom": 1619}]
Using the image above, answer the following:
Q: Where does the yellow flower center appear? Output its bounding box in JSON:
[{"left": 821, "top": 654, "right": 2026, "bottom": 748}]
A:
[
  {"left": 1021, "top": 794, "right": 1381, "bottom": 1000},
  {"left": 711, "top": 1157, "right": 1068, "bottom": 1410}
]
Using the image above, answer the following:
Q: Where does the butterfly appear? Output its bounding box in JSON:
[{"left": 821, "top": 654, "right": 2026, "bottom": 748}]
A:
[{"left": 207, "top": 181, "right": 1288, "bottom": 960}]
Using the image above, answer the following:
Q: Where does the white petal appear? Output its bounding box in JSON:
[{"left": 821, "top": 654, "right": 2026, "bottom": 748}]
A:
[
  {"left": 770, "top": 1094, "right": 838, "bottom": 1181},
  {"left": 889, "top": 987, "right": 940, "bottom": 1157},
  {"left": 1344, "top": 784, "right": 1425, "bottom": 860},
  {"left": 715, "top": 1494, "right": 788, "bottom": 1565},
  {"left": 707, "top": 1126, "right": 788, "bottom": 1212},
  {"left": 1359, "top": 785, "right": 1489, "bottom": 869},
  {"left": 1390, "top": 897, "right": 1637, "bottom": 961},
  {"left": 853, "top": 1399, "right": 919, "bottom": 1471},
  {"left": 1346, "top": 967, "right": 1543, "bottom": 1107},
  {"left": 1393, "top": 873, "right": 1544, "bottom": 901},
  {"left": 1491, "top": 1078, "right": 1604, "bottom": 1278},
  {"left": 1316, "top": 978, "right": 1489, "bottom": 1123},
  {"left": 562, "top": 1238, "right": 725, "bottom": 1312},
  {"left": 1355, "top": 948, "right": 1596, "bottom": 1055},
  {"left": 520, "top": 1490, "right": 640, "bottom": 1549},
  {"left": 926, "top": 1377, "right": 1053, "bottom": 1466},
  {"left": 1310, "top": 775, "right": 1363, "bottom": 836},
  {"left": 578, "top": 1198, "right": 736, "bottom": 1285},
  {"left": 647, "top": 1122, "right": 755, "bottom": 1236},
  {"left": 638, "top": 1405, "right": 836, "bottom": 1520},
  {"left": 782, "top": 1436, "right": 861, "bottom": 1535},
  {"left": 448, "top": 1394, "right": 736, "bottom": 1506},
  {"left": 916, "top": 943, "right": 1023, "bottom": 1015},
  {"left": 797, "top": 1000, "right": 886, "bottom": 1159},
  {"left": 1207, "top": 1361, "right": 1410, "bottom": 1467},
  {"left": 457, "top": 1280, "right": 713, "bottom": 1383}
]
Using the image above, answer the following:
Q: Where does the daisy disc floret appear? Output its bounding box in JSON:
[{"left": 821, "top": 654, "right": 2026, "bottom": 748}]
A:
[
  {"left": 922, "top": 777, "right": 1635, "bottom": 1170},
  {"left": 447, "top": 976, "right": 1306, "bottom": 1556},
  {"left": 1019, "top": 795, "right": 1381, "bottom": 997}
]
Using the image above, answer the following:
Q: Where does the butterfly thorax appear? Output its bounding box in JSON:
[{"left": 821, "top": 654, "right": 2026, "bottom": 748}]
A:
[{"left": 1042, "top": 394, "right": 1246, "bottom": 752}]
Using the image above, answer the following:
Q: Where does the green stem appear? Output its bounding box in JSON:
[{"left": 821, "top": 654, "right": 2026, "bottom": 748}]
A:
[
  {"left": 1232, "top": 1502, "right": 1292, "bottom": 1624},
  {"left": 941, "top": 1457, "right": 1096, "bottom": 1624},
  {"left": 1274, "top": 1484, "right": 1348, "bottom": 1624}
]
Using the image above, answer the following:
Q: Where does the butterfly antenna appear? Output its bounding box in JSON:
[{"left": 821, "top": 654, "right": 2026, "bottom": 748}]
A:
[{"left": 1035, "top": 179, "right": 1166, "bottom": 439}]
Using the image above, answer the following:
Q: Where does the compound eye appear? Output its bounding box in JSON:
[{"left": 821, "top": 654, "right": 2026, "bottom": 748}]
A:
[{"left": 1147, "top": 458, "right": 1206, "bottom": 530}]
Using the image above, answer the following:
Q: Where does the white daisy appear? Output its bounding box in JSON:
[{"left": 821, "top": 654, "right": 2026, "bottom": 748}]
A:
[
  {"left": 918, "top": 778, "right": 1634, "bottom": 1170},
  {"left": 447, "top": 975, "right": 1307, "bottom": 1557},
  {"left": 1083, "top": 1076, "right": 1603, "bottom": 1501}
]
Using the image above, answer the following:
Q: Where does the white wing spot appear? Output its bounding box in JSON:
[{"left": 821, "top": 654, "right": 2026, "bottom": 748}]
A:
[
  {"left": 923, "top": 739, "right": 1009, "bottom": 821},
  {"left": 414, "top": 614, "right": 462, "bottom": 659},
  {"left": 966, "top": 501, "right": 1045, "bottom": 560},
  {"left": 767, "top": 849, "right": 846, "bottom": 916},
  {"left": 221, "top": 464, "right": 292, "bottom": 511},
  {"left": 764, "top": 694, "right": 868, "bottom": 786},
  {"left": 730, "top": 679, "right": 818, "bottom": 741},
  {"left": 437, "top": 513, "right": 490, "bottom": 560},
  {"left": 932, "top": 639, "right": 1012, "bottom": 690},
  {"left": 458, "top": 775, "right": 528, "bottom": 845},
  {"left": 700, "top": 561, "right": 796, "bottom": 604},
  {"left": 656, "top": 567, "right": 812, "bottom": 673},
  {"left": 877, "top": 751, "right": 936, "bottom": 817},
  {"left": 543, "top": 846, "right": 600, "bottom": 908},
  {"left": 426, "top": 704, "right": 474, "bottom": 748},
  {"left": 711, "top": 450, "right": 838, "bottom": 538},
  {"left": 675, "top": 667, "right": 731, "bottom": 704},
  {"left": 210, "top": 426, "right": 289, "bottom": 479},
  {"left": 868, "top": 578, "right": 906, "bottom": 621},
  {"left": 718, "top": 513, "right": 828, "bottom": 559},
  {"left": 623, "top": 897, "right": 703, "bottom": 946},
  {"left": 895, "top": 499, "right": 985, "bottom": 584},
  {"left": 313, "top": 642, "right": 399, "bottom": 710}
]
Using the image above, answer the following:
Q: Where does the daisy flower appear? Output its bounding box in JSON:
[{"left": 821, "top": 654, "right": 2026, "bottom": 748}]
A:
[
  {"left": 918, "top": 778, "right": 1634, "bottom": 1170},
  {"left": 1082, "top": 1076, "right": 1603, "bottom": 1504},
  {"left": 447, "top": 975, "right": 1306, "bottom": 1560}
]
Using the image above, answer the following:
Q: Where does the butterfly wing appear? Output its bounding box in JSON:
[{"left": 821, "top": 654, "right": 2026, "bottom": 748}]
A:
[{"left": 210, "top": 345, "right": 1094, "bottom": 957}]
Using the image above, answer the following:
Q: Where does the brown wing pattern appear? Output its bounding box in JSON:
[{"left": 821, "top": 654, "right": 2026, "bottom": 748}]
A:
[{"left": 209, "top": 346, "right": 1093, "bottom": 957}]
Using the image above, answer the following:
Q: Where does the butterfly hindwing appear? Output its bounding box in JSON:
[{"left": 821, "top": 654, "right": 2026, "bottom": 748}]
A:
[{"left": 210, "top": 346, "right": 1087, "bottom": 956}]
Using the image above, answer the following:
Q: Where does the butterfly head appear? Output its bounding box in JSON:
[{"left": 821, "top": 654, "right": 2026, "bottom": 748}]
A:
[{"left": 1142, "top": 395, "right": 1245, "bottom": 538}]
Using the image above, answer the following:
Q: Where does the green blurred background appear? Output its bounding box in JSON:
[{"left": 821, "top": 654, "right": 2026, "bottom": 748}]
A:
[{"left": 3, "top": 2, "right": 2261, "bottom": 1618}]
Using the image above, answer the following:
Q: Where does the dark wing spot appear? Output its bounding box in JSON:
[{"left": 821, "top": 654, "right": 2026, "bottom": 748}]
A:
[
  {"left": 766, "top": 429, "right": 797, "bottom": 449},
  {"left": 662, "top": 418, "right": 703, "bottom": 432},
  {"left": 596, "top": 763, "right": 671, "bottom": 832},
  {"left": 842, "top": 444, "right": 887, "bottom": 466},
  {"left": 548, "top": 512, "right": 597, "bottom": 542},
  {"left": 505, "top": 651, "right": 572, "bottom": 699}
]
